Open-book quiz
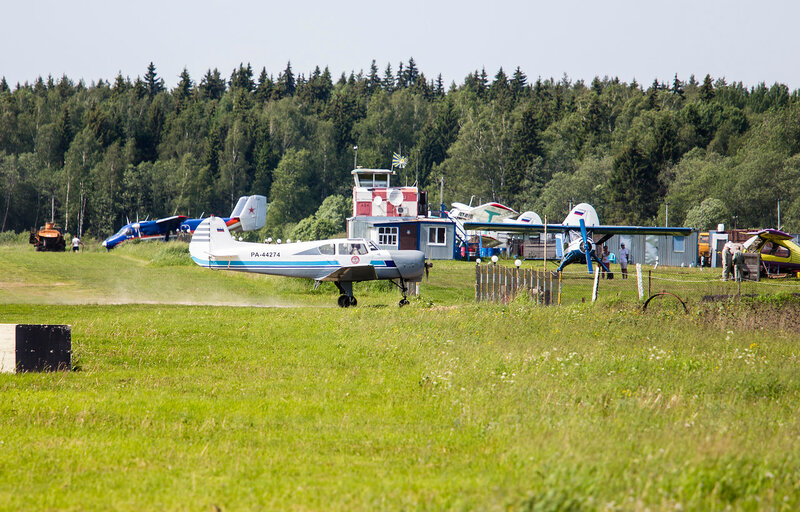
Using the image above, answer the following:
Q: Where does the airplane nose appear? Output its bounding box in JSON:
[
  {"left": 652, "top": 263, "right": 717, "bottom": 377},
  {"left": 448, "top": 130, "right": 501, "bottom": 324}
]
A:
[
  {"left": 102, "top": 240, "right": 107, "bottom": 247},
  {"left": 390, "top": 250, "right": 425, "bottom": 281}
]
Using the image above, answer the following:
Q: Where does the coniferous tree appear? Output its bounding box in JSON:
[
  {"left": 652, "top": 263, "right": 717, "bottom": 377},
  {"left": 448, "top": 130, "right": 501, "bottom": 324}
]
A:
[
  {"left": 367, "top": 60, "right": 381, "bottom": 94},
  {"left": 434, "top": 74, "right": 445, "bottom": 97},
  {"left": 275, "top": 62, "right": 296, "bottom": 98},
  {"left": 608, "top": 140, "right": 659, "bottom": 223},
  {"left": 143, "top": 62, "right": 166, "bottom": 97},
  {"left": 699, "top": 74, "right": 715, "bottom": 101},
  {"left": 416, "top": 97, "right": 459, "bottom": 187},
  {"left": 396, "top": 62, "right": 405, "bottom": 88},
  {"left": 403, "top": 58, "right": 419, "bottom": 88},
  {"left": 511, "top": 67, "right": 527, "bottom": 98},
  {"left": 175, "top": 68, "right": 193, "bottom": 103},
  {"left": 230, "top": 63, "right": 255, "bottom": 92},
  {"left": 489, "top": 67, "right": 512, "bottom": 105},
  {"left": 382, "top": 63, "right": 394, "bottom": 91},
  {"left": 199, "top": 69, "right": 226, "bottom": 100},
  {"left": 111, "top": 73, "right": 129, "bottom": 96},
  {"left": 672, "top": 73, "right": 684, "bottom": 97},
  {"left": 255, "top": 68, "right": 273, "bottom": 102}
]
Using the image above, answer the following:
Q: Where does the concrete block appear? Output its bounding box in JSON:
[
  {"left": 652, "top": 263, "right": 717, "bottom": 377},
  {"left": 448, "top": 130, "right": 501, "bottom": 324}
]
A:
[{"left": 0, "top": 324, "right": 71, "bottom": 373}]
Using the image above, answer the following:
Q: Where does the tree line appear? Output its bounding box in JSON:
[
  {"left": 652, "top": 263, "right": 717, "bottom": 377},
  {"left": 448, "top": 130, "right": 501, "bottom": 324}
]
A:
[{"left": 2, "top": 59, "right": 800, "bottom": 242}]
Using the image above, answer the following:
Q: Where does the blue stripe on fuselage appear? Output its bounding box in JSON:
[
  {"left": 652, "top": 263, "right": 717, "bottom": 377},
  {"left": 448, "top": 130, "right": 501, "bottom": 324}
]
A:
[{"left": 191, "top": 256, "right": 396, "bottom": 269}]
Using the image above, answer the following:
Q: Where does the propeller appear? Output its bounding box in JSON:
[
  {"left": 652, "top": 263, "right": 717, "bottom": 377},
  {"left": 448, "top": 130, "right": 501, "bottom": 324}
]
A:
[
  {"left": 424, "top": 259, "right": 433, "bottom": 279},
  {"left": 579, "top": 218, "right": 593, "bottom": 274}
]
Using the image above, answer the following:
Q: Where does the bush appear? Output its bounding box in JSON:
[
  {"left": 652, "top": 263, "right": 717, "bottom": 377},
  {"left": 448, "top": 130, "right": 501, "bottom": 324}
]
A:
[{"left": 0, "top": 231, "right": 31, "bottom": 245}]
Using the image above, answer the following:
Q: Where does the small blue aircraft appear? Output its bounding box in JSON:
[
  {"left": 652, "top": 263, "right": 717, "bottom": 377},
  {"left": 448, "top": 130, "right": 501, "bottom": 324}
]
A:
[
  {"left": 102, "top": 195, "right": 267, "bottom": 250},
  {"left": 465, "top": 202, "right": 692, "bottom": 273}
]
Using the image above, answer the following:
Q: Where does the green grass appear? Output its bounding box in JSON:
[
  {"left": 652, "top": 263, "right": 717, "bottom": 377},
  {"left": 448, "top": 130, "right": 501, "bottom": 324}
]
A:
[{"left": 1, "top": 242, "right": 799, "bottom": 510}]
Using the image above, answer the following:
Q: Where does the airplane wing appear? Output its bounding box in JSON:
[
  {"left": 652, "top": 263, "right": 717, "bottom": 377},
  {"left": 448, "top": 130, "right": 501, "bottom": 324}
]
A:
[
  {"left": 156, "top": 215, "right": 189, "bottom": 231},
  {"left": 748, "top": 228, "right": 793, "bottom": 242},
  {"left": 318, "top": 265, "right": 378, "bottom": 282},
  {"left": 464, "top": 221, "right": 693, "bottom": 237}
]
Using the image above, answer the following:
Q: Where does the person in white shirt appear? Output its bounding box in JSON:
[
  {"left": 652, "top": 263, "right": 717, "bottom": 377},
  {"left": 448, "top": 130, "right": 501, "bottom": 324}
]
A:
[
  {"left": 71, "top": 236, "right": 82, "bottom": 252},
  {"left": 619, "top": 243, "right": 629, "bottom": 279}
]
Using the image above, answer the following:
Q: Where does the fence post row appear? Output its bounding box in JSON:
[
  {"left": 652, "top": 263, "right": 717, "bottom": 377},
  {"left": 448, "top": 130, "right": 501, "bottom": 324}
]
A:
[{"left": 473, "top": 263, "right": 565, "bottom": 305}]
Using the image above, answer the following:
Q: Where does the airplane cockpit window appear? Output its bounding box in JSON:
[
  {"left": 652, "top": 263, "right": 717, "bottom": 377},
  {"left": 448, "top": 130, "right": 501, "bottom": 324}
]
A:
[
  {"left": 761, "top": 242, "right": 775, "bottom": 255},
  {"left": 318, "top": 243, "right": 335, "bottom": 255},
  {"left": 759, "top": 241, "right": 790, "bottom": 258},
  {"left": 115, "top": 226, "right": 132, "bottom": 236},
  {"left": 770, "top": 244, "right": 790, "bottom": 258},
  {"left": 339, "top": 243, "right": 367, "bottom": 256}
]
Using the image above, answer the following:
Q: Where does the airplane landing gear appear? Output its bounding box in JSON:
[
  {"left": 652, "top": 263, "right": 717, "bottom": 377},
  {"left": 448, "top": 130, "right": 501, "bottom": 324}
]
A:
[
  {"left": 336, "top": 294, "right": 358, "bottom": 308},
  {"left": 335, "top": 282, "right": 357, "bottom": 308},
  {"left": 392, "top": 279, "right": 411, "bottom": 307}
]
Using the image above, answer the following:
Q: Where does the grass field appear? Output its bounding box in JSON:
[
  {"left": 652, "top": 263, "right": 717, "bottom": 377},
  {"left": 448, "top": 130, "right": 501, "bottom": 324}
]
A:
[{"left": 1, "top": 240, "right": 799, "bottom": 510}]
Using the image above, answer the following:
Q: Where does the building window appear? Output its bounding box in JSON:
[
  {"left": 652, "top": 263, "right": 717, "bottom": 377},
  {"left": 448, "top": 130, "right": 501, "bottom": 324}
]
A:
[
  {"left": 377, "top": 226, "right": 398, "bottom": 247},
  {"left": 673, "top": 236, "right": 685, "bottom": 253},
  {"left": 428, "top": 226, "right": 446, "bottom": 246}
]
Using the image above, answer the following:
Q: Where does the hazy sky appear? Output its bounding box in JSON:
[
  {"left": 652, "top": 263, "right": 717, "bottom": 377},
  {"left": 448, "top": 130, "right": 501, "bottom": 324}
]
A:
[{"left": 3, "top": 0, "right": 799, "bottom": 90}]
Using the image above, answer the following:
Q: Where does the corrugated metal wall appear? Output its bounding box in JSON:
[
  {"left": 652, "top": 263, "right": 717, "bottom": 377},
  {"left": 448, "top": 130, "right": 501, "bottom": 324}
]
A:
[{"left": 602, "top": 232, "right": 698, "bottom": 267}]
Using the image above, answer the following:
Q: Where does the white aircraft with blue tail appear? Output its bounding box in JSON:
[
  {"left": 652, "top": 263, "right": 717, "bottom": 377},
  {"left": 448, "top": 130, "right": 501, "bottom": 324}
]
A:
[{"left": 189, "top": 216, "right": 428, "bottom": 307}]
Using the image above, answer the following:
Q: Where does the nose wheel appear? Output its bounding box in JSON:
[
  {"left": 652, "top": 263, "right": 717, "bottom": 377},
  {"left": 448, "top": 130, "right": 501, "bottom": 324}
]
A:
[{"left": 399, "top": 298, "right": 409, "bottom": 307}]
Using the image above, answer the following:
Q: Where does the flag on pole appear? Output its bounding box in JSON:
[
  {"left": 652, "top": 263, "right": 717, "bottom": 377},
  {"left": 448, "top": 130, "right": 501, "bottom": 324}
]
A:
[{"left": 392, "top": 152, "right": 408, "bottom": 169}]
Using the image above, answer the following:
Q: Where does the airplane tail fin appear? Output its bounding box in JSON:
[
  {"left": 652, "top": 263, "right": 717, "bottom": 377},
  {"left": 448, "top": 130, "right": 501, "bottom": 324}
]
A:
[
  {"left": 228, "top": 195, "right": 267, "bottom": 232},
  {"left": 189, "top": 217, "right": 238, "bottom": 265},
  {"left": 230, "top": 196, "right": 249, "bottom": 218}
]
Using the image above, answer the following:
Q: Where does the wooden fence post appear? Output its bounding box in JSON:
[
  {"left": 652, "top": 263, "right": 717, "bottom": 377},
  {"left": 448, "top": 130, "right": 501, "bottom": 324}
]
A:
[{"left": 558, "top": 271, "right": 562, "bottom": 305}]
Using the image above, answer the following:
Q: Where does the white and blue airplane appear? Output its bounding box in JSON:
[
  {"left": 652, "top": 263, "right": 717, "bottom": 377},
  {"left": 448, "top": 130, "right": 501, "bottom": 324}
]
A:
[
  {"left": 189, "top": 216, "right": 427, "bottom": 307},
  {"left": 102, "top": 195, "right": 267, "bottom": 250},
  {"left": 465, "top": 202, "right": 693, "bottom": 273}
]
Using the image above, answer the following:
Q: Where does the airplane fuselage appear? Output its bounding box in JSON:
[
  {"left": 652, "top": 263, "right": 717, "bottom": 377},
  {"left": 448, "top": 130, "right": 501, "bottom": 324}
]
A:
[
  {"left": 190, "top": 238, "right": 423, "bottom": 282},
  {"left": 189, "top": 217, "right": 426, "bottom": 309}
]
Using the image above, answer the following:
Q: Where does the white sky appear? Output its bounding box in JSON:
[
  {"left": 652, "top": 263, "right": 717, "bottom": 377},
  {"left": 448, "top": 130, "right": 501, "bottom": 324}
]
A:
[{"left": 2, "top": 0, "right": 799, "bottom": 90}]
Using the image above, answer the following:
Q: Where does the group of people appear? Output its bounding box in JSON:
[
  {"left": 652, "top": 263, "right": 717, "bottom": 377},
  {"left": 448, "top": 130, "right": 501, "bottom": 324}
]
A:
[
  {"left": 721, "top": 241, "right": 745, "bottom": 281},
  {"left": 599, "top": 243, "right": 630, "bottom": 279}
]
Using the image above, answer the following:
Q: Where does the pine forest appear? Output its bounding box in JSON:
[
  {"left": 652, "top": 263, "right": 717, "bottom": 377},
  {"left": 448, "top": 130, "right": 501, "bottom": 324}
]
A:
[{"left": 2, "top": 59, "right": 800, "bottom": 241}]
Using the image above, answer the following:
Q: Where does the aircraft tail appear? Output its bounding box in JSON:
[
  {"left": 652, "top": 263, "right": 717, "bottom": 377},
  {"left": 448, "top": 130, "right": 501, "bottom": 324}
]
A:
[
  {"left": 228, "top": 195, "right": 267, "bottom": 232},
  {"left": 189, "top": 217, "right": 239, "bottom": 265}
]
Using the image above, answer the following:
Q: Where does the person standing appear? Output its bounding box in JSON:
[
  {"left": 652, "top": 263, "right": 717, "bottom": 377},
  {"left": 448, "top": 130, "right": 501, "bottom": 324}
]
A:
[
  {"left": 71, "top": 235, "right": 83, "bottom": 253},
  {"left": 619, "top": 242, "right": 629, "bottom": 279},
  {"left": 722, "top": 241, "right": 734, "bottom": 281},
  {"left": 601, "top": 245, "right": 610, "bottom": 279}
]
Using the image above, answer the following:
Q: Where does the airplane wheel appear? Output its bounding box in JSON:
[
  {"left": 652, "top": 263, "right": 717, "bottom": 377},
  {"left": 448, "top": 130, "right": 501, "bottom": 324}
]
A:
[
  {"left": 399, "top": 298, "right": 410, "bottom": 307},
  {"left": 337, "top": 295, "right": 350, "bottom": 308},
  {"left": 349, "top": 296, "right": 357, "bottom": 307}
]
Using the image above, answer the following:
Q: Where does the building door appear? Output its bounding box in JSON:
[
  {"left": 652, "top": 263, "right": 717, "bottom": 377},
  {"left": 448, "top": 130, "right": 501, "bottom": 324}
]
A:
[{"left": 399, "top": 224, "right": 418, "bottom": 250}]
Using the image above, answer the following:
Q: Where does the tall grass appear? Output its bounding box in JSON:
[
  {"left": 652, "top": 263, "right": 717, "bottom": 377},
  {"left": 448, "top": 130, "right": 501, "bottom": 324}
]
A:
[{"left": 0, "top": 244, "right": 798, "bottom": 510}]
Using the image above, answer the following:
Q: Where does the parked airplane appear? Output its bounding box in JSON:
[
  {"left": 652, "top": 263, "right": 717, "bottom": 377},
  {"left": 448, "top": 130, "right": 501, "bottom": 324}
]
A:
[
  {"left": 449, "top": 202, "right": 542, "bottom": 248},
  {"left": 464, "top": 202, "right": 693, "bottom": 273},
  {"left": 189, "top": 216, "right": 427, "bottom": 307},
  {"left": 743, "top": 229, "right": 800, "bottom": 274},
  {"left": 102, "top": 195, "right": 267, "bottom": 250}
]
